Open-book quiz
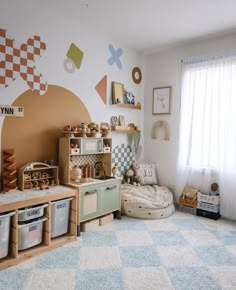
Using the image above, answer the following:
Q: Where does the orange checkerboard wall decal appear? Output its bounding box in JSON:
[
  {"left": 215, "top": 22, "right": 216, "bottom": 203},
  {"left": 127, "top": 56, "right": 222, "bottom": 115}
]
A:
[{"left": 0, "top": 28, "right": 48, "bottom": 95}]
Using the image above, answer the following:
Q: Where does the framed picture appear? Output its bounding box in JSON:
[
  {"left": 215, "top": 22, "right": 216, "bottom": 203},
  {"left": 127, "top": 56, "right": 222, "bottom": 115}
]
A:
[
  {"left": 152, "top": 86, "right": 171, "bottom": 114},
  {"left": 124, "top": 91, "right": 135, "bottom": 104},
  {"left": 112, "top": 82, "right": 124, "bottom": 104}
]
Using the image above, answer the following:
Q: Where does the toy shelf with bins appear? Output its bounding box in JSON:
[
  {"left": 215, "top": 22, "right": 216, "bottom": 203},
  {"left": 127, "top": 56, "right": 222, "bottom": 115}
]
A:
[
  {"left": 0, "top": 185, "right": 77, "bottom": 270},
  {"left": 18, "top": 162, "right": 59, "bottom": 191}
]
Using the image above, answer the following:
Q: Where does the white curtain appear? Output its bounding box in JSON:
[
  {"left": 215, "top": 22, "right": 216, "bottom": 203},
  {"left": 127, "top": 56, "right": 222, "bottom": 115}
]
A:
[{"left": 176, "top": 55, "right": 236, "bottom": 220}]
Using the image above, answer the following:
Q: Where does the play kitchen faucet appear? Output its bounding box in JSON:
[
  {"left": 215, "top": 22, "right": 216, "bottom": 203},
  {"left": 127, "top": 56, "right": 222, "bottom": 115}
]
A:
[{"left": 94, "top": 161, "right": 105, "bottom": 177}]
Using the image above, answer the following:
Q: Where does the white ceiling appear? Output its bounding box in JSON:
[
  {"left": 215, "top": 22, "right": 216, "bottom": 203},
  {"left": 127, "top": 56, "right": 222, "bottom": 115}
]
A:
[
  {"left": 3, "top": 0, "right": 236, "bottom": 54},
  {"left": 76, "top": 0, "right": 236, "bottom": 54}
]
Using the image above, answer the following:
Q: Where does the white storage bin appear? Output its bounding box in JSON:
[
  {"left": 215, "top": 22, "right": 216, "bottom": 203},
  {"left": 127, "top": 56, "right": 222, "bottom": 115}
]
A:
[
  {"left": 197, "top": 201, "right": 220, "bottom": 213},
  {"left": 18, "top": 217, "right": 47, "bottom": 250},
  {"left": 18, "top": 204, "right": 48, "bottom": 222},
  {"left": 51, "top": 198, "right": 72, "bottom": 238},
  {"left": 197, "top": 192, "right": 220, "bottom": 205},
  {"left": 0, "top": 212, "right": 15, "bottom": 259}
]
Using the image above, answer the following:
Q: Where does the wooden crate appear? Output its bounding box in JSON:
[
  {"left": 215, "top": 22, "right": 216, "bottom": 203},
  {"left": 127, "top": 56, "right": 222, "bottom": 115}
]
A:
[
  {"left": 81, "top": 218, "right": 99, "bottom": 232},
  {"left": 179, "top": 196, "right": 197, "bottom": 208},
  {"left": 99, "top": 213, "right": 113, "bottom": 226}
]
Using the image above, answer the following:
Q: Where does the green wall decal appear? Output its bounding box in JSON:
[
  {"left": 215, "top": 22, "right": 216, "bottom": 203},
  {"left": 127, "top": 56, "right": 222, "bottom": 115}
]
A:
[{"left": 66, "top": 43, "right": 84, "bottom": 71}]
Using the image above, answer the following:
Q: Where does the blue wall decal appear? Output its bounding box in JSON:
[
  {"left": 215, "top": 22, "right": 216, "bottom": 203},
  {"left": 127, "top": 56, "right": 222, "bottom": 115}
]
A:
[{"left": 108, "top": 44, "right": 123, "bottom": 69}]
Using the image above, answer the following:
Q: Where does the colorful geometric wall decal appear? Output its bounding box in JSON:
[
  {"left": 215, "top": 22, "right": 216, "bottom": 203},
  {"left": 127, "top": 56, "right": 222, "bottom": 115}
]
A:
[
  {"left": 95, "top": 75, "right": 107, "bottom": 104},
  {"left": 0, "top": 28, "right": 48, "bottom": 95},
  {"left": 108, "top": 44, "right": 123, "bottom": 69},
  {"left": 65, "top": 42, "right": 84, "bottom": 73},
  {"left": 64, "top": 58, "right": 75, "bottom": 73},
  {"left": 132, "top": 67, "right": 142, "bottom": 84},
  {"left": 151, "top": 120, "right": 170, "bottom": 141}
]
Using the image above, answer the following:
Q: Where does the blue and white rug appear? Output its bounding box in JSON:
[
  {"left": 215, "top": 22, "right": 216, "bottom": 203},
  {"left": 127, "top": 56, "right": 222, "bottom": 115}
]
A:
[{"left": 1, "top": 211, "right": 236, "bottom": 290}]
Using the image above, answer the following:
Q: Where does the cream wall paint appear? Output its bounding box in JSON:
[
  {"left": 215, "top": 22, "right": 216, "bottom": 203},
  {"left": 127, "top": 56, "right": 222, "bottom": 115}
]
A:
[
  {"left": 145, "top": 32, "right": 236, "bottom": 196},
  {"left": 0, "top": 1, "right": 145, "bottom": 162}
]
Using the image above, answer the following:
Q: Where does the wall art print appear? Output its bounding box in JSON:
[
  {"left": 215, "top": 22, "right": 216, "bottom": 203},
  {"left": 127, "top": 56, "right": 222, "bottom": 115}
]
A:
[{"left": 0, "top": 28, "right": 48, "bottom": 95}]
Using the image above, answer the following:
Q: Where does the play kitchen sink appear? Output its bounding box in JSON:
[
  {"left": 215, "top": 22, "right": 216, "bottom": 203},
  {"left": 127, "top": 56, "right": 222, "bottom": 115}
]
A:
[{"left": 94, "top": 176, "right": 115, "bottom": 180}]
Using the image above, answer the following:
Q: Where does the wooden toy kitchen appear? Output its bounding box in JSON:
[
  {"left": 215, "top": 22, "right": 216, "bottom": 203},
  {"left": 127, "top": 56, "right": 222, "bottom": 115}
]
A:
[{"left": 59, "top": 135, "right": 121, "bottom": 234}]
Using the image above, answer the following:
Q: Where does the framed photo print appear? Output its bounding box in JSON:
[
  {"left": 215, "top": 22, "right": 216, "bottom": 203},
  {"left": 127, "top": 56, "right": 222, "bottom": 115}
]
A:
[
  {"left": 152, "top": 86, "right": 171, "bottom": 114},
  {"left": 112, "top": 82, "right": 124, "bottom": 104}
]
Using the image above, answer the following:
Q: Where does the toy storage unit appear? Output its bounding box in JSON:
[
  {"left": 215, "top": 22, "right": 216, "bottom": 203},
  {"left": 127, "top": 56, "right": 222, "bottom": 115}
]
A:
[
  {"left": 0, "top": 185, "right": 77, "bottom": 270},
  {"left": 18, "top": 204, "right": 48, "bottom": 250},
  {"left": 0, "top": 212, "right": 15, "bottom": 259},
  {"left": 51, "top": 198, "right": 72, "bottom": 238},
  {"left": 197, "top": 192, "right": 221, "bottom": 220}
]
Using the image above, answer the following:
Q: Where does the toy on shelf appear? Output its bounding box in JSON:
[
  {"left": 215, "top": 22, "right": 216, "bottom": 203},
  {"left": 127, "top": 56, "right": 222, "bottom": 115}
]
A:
[
  {"left": 100, "top": 122, "right": 111, "bottom": 137},
  {"left": 18, "top": 162, "right": 59, "bottom": 191},
  {"left": 87, "top": 122, "right": 100, "bottom": 137},
  {"left": 77, "top": 123, "right": 88, "bottom": 137},
  {"left": 112, "top": 164, "right": 119, "bottom": 178},
  {"left": 63, "top": 125, "right": 78, "bottom": 137},
  {"left": 209, "top": 182, "right": 220, "bottom": 196},
  {"left": 103, "top": 141, "right": 111, "bottom": 153},
  {"left": 2, "top": 148, "right": 17, "bottom": 192}
]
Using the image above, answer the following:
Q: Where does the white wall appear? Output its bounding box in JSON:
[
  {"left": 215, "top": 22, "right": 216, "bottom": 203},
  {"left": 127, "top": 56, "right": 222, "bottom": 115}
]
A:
[
  {"left": 145, "top": 32, "right": 236, "bottom": 195},
  {"left": 0, "top": 0, "right": 145, "bottom": 157}
]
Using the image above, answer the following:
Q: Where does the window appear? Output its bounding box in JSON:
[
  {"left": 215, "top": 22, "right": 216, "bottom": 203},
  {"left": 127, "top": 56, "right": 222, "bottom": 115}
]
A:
[
  {"left": 178, "top": 56, "right": 236, "bottom": 171},
  {"left": 176, "top": 55, "right": 236, "bottom": 220}
]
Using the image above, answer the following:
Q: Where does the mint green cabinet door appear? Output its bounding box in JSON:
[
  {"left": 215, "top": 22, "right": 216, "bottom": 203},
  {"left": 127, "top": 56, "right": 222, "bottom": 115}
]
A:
[
  {"left": 101, "top": 180, "right": 120, "bottom": 214},
  {"left": 80, "top": 185, "right": 101, "bottom": 222}
]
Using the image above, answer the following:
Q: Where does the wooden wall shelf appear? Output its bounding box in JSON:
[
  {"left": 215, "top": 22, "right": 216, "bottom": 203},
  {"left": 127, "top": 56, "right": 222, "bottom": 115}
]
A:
[
  {"left": 111, "top": 126, "right": 140, "bottom": 134},
  {"left": 115, "top": 103, "right": 141, "bottom": 110}
]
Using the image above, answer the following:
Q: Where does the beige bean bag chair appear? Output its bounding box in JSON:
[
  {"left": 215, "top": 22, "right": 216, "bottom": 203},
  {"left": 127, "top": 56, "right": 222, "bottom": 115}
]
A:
[{"left": 121, "top": 184, "right": 175, "bottom": 219}]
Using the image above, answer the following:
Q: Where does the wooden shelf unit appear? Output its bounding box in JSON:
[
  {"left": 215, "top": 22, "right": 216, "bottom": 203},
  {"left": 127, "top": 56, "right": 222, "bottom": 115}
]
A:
[{"left": 0, "top": 185, "right": 77, "bottom": 270}]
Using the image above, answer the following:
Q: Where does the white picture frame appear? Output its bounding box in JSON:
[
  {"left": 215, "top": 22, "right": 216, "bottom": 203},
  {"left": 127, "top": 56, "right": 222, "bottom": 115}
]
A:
[{"left": 152, "top": 86, "right": 171, "bottom": 115}]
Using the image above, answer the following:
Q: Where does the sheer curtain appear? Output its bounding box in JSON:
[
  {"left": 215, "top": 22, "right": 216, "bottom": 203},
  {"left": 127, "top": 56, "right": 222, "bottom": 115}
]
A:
[{"left": 176, "top": 55, "right": 236, "bottom": 220}]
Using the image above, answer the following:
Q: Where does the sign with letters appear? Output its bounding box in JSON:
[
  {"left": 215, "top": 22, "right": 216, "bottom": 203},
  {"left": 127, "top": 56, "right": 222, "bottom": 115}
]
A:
[{"left": 0, "top": 105, "right": 24, "bottom": 117}]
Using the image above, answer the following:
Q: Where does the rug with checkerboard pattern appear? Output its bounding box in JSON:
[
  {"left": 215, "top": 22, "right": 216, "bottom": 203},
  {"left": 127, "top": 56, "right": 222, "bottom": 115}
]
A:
[{"left": 1, "top": 211, "right": 236, "bottom": 290}]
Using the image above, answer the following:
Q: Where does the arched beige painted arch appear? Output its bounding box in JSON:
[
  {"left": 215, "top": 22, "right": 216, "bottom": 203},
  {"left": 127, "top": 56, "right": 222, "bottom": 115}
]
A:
[
  {"left": 151, "top": 120, "right": 170, "bottom": 141},
  {"left": 2, "top": 84, "right": 91, "bottom": 168}
]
